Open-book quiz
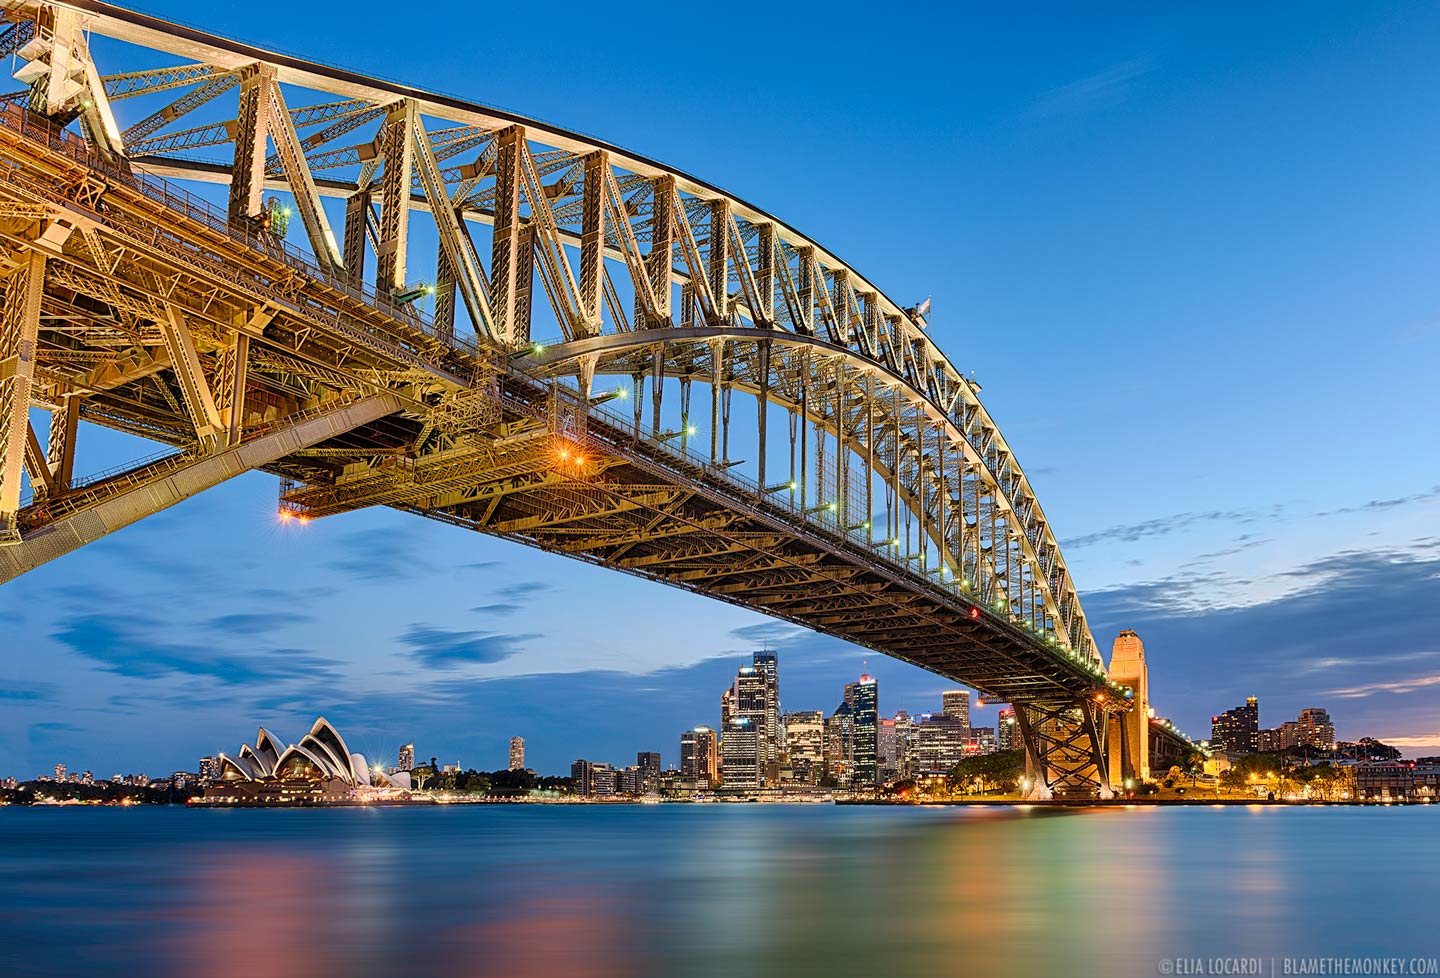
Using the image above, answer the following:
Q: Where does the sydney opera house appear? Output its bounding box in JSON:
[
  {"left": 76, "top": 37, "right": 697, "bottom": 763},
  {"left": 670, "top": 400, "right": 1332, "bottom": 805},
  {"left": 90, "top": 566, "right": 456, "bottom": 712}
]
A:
[{"left": 202, "top": 717, "right": 415, "bottom": 805}]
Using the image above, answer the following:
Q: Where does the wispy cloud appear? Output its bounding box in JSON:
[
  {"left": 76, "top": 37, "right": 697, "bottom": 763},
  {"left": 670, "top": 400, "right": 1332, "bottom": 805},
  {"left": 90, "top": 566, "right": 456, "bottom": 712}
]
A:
[
  {"left": 1029, "top": 57, "right": 1154, "bottom": 117},
  {"left": 324, "top": 529, "right": 437, "bottom": 583},
  {"left": 1315, "top": 485, "right": 1440, "bottom": 517},
  {"left": 1064, "top": 506, "right": 1283, "bottom": 550},
  {"left": 397, "top": 625, "right": 539, "bottom": 669},
  {"left": 1326, "top": 674, "right": 1440, "bottom": 699},
  {"left": 205, "top": 612, "right": 313, "bottom": 635},
  {"left": 52, "top": 614, "right": 344, "bottom": 686}
]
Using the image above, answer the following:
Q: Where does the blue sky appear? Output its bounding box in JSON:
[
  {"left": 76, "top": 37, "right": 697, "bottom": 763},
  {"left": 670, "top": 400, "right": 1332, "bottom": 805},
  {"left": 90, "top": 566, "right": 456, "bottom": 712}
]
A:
[{"left": 3, "top": 1, "right": 1439, "bottom": 775}]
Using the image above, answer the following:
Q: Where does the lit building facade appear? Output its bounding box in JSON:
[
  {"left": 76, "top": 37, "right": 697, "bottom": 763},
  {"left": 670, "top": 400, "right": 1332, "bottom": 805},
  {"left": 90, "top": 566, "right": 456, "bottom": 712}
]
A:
[
  {"left": 398, "top": 743, "right": 415, "bottom": 771},
  {"left": 913, "top": 712, "right": 968, "bottom": 774},
  {"left": 997, "top": 707, "right": 1017, "bottom": 751},
  {"left": 783, "top": 711, "right": 825, "bottom": 784},
  {"left": 847, "top": 675, "right": 879, "bottom": 785},
  {"left": 1211, "top": 697, "right": 1259, "bottom": 754},
  {"left": 752, "top": 650, "right": 782, "bottom": 767},
  {"left": 509, "top": 737, "right": 525, "bottom": 771},
  {"left": 942, "top": 690, "right": 971, "bottom": 733},
  {"left": 720, "top": 718, "right": 761, "bottom": 791},
  {"left": 680, "top": 726, "right": 719, "bottom": 787}
]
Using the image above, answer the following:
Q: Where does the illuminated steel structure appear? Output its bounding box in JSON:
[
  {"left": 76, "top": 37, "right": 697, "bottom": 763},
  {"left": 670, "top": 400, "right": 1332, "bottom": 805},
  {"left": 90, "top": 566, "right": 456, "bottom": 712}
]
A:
[{"left": 0, "top": 0, "right": 1198, "bottom": 796}]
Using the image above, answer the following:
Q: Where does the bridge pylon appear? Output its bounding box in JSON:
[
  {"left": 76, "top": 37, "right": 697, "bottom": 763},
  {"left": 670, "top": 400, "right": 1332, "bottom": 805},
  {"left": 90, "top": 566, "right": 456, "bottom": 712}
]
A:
[{"left": 1014, "top": 698, "right": 1116, "bottom": 799}]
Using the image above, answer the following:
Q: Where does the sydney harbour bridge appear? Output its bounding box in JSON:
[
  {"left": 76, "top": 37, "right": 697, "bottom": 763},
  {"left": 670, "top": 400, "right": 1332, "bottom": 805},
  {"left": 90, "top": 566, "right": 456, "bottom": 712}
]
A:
[{"left": 0, "top": 0, "right": 1198, "bottom": 796}]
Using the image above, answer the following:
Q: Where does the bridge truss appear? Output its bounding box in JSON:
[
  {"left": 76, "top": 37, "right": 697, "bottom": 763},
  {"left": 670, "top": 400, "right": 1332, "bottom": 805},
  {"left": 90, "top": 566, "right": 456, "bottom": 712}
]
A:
[{"left": 0, "top": 0, "right": 1201, "bottom": 795}]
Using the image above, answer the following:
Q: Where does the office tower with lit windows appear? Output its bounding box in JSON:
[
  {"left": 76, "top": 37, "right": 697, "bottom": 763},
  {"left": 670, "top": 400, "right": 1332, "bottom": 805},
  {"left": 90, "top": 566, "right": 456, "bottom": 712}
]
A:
[
  {"left": 509, "top": 737, "right": 525, "bottom": 771},
  {"left": 783, "top": 711, "right": 825, "bottom": 784},
  {"left": 825, "top": 702, "right": 853, "bottom": 784},
  {"left": 720, "top": 717, "right": 761, "bottom": 791},
  {"left": 942, "top": 690, "right": 971, "bottom": 735},
  {"left": 636, "top": 751, "right": 661, "bottom": 792},
  {"left": 680, "top": 727, "right": 719, "bottom": 787},
  {"left": 398, "top": 743, "right": 415, "bottom": 771},
  {"left": 892, "top": 710, "right": 914, "bottom": 776},
  {"left": 847, "top": 674, "right": 879, "bottom": 784},
  {"left": 752, "top": 650, "right": 782, "bottom": 766},
  {"left": 968, "top": 727, "right": 996, "bottom": 754},
  {"left": 913, "top": 712, "right": 968, "bottom": 773},
  {"left": 728, "top": 662, "right": 777, "bottom": 784},
  {"left": 1211, "top": 697, "right": 1259, "bottom": 754},
  {"left": 877, "top": 718, "right": 898, "bottom": 778},
  {"left": 997, "top": 707, "right": 1017, "bottom": 751}
]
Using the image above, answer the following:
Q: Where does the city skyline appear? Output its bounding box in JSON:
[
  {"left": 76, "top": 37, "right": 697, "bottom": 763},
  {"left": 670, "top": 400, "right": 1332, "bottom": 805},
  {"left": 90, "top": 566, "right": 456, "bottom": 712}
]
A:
[{"left": 3, "top": 0, "right": 1440, "bottom": 777}]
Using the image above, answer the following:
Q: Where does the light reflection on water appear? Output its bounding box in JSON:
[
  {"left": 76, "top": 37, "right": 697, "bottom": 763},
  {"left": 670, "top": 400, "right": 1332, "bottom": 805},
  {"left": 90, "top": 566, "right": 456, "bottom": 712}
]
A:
[{"left": 0, "top": 804, "right": 1435, "bottom": 978}]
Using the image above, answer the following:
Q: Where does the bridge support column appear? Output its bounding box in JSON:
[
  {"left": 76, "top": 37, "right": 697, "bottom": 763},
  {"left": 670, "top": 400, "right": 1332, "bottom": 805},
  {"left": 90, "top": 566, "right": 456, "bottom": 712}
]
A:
[
  {"left": 1014, "top": 698, "right": 1115, "bottom": 799},
  {"left": 1, "top": 251, "right": 44, "bottom": 544}
]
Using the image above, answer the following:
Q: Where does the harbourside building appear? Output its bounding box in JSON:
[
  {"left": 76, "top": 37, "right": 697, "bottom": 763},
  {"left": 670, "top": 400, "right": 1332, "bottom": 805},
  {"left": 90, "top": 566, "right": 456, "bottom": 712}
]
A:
[
  {"left": 1211, "top": 697, "right": 1260, "bottom": 754},
  {"left": 204, "top": 718, "right": 415, "bottom": 805}
]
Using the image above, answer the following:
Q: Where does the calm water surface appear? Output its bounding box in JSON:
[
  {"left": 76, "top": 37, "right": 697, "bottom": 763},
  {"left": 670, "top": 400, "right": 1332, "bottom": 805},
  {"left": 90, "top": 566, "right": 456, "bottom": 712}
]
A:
[{"left": 0, "top": 804, "right": 1435, "bottom": 978}]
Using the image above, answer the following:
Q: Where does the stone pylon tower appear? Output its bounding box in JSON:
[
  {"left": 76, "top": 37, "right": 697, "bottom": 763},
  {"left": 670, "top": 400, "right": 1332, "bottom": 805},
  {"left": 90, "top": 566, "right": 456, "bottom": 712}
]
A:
[{"left": 1107, "top": 630, "right": 1151, "bottom": 786}]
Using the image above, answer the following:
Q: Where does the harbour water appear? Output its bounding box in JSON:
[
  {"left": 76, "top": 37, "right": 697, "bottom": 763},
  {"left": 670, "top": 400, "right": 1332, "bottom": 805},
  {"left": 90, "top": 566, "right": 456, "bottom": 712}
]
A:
[{"left": 0, "top": 804, "right": 1435, "bottom": 978}]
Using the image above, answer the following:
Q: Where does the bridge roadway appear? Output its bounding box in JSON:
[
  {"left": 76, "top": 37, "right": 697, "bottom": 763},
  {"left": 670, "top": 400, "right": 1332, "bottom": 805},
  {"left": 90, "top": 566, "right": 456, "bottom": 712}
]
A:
[{"left": 0, "top": 0, "right": 1200, "bottom": 794}]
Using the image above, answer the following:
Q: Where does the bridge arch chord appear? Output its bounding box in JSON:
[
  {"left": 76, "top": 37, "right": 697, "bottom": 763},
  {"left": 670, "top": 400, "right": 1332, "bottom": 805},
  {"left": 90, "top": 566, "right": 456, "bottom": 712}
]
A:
[{"left": 1, "top": 0, "right": 1102, "bottom": 667}]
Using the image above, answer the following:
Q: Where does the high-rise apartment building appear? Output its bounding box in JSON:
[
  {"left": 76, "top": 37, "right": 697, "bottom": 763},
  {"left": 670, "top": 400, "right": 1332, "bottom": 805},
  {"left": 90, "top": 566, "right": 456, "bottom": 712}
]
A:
[
  {"left": 680, "top": 726, "right": 719, "bottom": 786},
  {"left": 571, "top": 759, "right": 616, "bottom": 797},
  {"left": 54, "top": 763, "right": 66, "bottom": 782},
  {"left": 1211, "top": 697, "right": 1259, "bottom": 754},
  {"left": 508, "top": 737, "right": 525, "bottom": 771},
  {"left": 1296, "top": 709, "right": 1335, "bottom": 751},
  {"left": 398, "top": 743, "right": 415, "bottom": 771}
]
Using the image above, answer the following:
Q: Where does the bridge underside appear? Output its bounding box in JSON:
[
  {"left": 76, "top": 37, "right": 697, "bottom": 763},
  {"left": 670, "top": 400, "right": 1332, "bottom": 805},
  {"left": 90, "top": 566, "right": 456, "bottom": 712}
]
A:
[{"left": 0, "top": 2, "right": 1168, "bottom": 795}]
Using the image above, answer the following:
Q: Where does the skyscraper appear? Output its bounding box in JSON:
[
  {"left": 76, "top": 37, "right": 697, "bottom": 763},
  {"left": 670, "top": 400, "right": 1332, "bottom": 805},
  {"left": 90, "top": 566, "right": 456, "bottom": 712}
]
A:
[
  {"left": 997, "top": 707, "right": 1017, "bottom": 751},
  {"left": 636, "top": 751, "right": 662, "bottom": 792},
  {"left": 1211, "top": 697, "right": 1259, "bottom": 754},
  {"left": 54, "top": 763, "right": 65, "bottom": 782},
  {"left": 877, "top": 718, "right": 898, "bottom": 777},
  {"left": 730, "top": 663, "right": 775, "bottom": 785},
  {"left": 825, "top": 702, "right": 853, "bottom": 785},
  {"left": 942, "top": 690, "right": 971, "bottom": 734},
  {"left": 720, "top": 717, "right": 761, "bottom": 791},
  {"left": 893, "top": 710, "right": 914, "bottom": 777},
  {"left": 680, "top": 726, "right": 719, "bottom": 786},
  {"left": 398, "top": 743, "right": 415, "bottom": 771},
  {"left": 508, "top": 737, "right": 525, "bottom": 771},
  {"left": 752, "top": 650, "right": 782, "bottom": 766},
  {"left": 783, "top": 711, "right": 825, "bottom": 783},
  {"left": 847, "top": 674, "right": 879, "bottom": 785}
]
